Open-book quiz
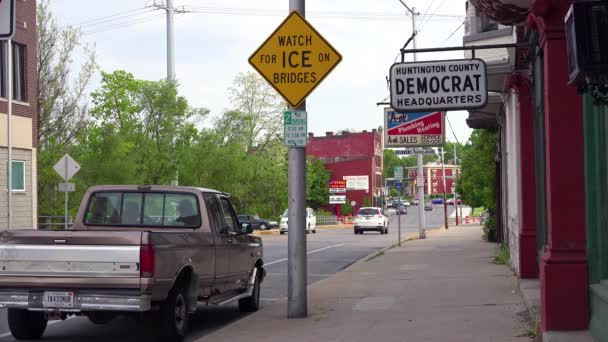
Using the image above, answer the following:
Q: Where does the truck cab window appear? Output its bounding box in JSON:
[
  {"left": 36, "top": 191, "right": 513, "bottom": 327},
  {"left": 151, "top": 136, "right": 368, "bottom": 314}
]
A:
[
  {"left": 220, "top": 198, "right": 237, "bottom": 234},
  {"left": 204, "top": 194, "right": 225, "bottom": 234}
]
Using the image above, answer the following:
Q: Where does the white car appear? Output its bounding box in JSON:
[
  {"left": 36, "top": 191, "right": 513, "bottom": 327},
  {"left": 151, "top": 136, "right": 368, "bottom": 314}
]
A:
[
  {"left": 354, "top": 207, "right": 389, "bottom": 235},
  {"left": 279, "top": 208, "right": 317, "bottom": 234}
]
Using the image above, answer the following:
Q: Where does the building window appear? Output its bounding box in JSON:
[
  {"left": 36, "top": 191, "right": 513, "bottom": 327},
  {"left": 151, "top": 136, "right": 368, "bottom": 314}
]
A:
[
  {"left": 481, "top": 15, "right": 498, "bottom": 32},
  {"left": 10, "top": 160, "right": 25, "bottom": 192},
  {"left": 0, "top": 42, "right": 26, "bottom": 102}
]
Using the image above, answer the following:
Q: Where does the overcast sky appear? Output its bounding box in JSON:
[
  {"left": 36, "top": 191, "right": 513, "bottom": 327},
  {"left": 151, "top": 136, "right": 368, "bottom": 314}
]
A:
[{"left": 50, "top": 0, "right": 472, "bottom": 144}]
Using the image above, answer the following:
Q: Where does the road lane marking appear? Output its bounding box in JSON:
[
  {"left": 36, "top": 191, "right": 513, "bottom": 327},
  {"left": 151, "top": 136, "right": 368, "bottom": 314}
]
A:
[{"left": 264, "top": 243, "right": 345, "bottom": 266}]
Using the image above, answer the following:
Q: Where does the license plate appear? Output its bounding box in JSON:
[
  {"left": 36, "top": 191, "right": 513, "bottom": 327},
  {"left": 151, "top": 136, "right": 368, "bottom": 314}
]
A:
[
  {"left": 43, "top": 291, "right": 74, "bottom": 308},
  {"left": 365, "top": 217, "right": 371, "bottom": 220}
]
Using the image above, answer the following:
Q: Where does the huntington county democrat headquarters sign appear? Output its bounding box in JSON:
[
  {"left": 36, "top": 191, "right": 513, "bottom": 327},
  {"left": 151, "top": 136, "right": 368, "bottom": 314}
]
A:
[{"left": 390, "top": 59, "right": 488, "bottom": 112}]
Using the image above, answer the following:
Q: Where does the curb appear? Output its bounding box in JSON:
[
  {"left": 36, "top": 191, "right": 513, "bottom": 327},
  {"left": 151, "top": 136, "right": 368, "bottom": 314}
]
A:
[
  {"left": 253, "top": 229, "right": 279, "bottom": 236},
  {"left": 317, "top": 224, "right": 352, "bottom": 230}
]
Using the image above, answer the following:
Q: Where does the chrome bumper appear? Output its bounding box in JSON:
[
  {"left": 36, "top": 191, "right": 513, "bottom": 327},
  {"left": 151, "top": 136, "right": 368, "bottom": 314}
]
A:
[{"left": 0, "top": 291, "right": 151, "bottom": 312}]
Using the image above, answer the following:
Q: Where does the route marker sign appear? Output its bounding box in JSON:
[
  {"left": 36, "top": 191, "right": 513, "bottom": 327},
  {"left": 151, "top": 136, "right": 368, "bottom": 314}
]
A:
[
  {"left": 249, "top": 11, "right": 342, "bottom": 107},
  {"left": 284, "top": 110, "right": 307, "bottom": 147}
]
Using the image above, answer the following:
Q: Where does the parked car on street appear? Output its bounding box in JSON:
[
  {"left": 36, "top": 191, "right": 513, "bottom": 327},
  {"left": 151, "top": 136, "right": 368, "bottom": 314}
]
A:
[
  {"left": 431, "top": 198, "right": 444, "bottom": 204},
  {"left": 354, "top": 207, "right": 389, "bottom": 235},
  {"left": 279, "top": 208, "right": 317, "bottom": 234},
  {"left": 397, "top": 205, "right": 408, "bottom": 215},
  {"left": 412, "top": 199, "right": 420, "bottom": 206},
  {"left": 424, "top": 202, "right": 434, "bottom": 211},
  {"left": 447, "top": 198, "right": 462, "bottom": 205},
  {"left": 0, "top": 185, "right": 265, "bottom": 342},
  {"left": 237, "top": 214, "right": 278, "bottom": 231}
]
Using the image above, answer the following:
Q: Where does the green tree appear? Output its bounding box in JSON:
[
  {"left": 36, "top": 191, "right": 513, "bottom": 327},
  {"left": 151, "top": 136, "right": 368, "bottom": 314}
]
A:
[
  {"left": 222, "top": 72, "right": 286, "bottom": 152},
  {"left": 458, "top": 129, "right": 497, "bottom": 209},
  {"left": 37, "top": 0, "right": 97, "bottom": 216},
  {"left": 306, "top": 158, "right": 331, "bottom": 209}
]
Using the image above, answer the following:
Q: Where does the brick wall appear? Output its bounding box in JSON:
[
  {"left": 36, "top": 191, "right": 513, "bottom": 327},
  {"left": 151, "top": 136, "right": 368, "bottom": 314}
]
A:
[{"left": 0, "top": 0, "right": 37, "bottom": 148}]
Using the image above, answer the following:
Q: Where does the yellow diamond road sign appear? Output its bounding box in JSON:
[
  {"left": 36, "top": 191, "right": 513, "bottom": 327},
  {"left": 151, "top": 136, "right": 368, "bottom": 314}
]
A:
[{"left": 249, "top": 11, "right": 342, "bottom": 108}]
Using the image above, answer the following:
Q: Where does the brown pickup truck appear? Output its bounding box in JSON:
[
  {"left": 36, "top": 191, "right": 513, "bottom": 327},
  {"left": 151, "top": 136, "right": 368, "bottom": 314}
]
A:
[{"left": 0, "top": 185, "right": 265, "bottom": 341}]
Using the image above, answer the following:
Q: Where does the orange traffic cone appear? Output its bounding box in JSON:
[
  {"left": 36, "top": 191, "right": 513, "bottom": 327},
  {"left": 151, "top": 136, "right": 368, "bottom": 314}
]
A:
[{"left": 466, "top": 216, "right": 470, "bottom": 224}]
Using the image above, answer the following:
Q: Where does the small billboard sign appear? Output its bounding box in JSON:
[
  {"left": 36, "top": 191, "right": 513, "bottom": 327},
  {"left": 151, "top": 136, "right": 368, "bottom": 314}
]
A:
[
  {"left": 329, "top": 195, "right": 346, "bottom": 204},
  {"left": 384, "top": 108, "right": 445, "bottom": 148},
  {"left": 389, "top": 59, "right": 488, "bottom": 112}
]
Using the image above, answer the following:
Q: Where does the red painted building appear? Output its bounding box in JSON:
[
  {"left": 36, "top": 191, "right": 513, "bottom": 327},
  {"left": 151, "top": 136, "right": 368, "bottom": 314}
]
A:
[
  {"left": 306, "top": 130, "right": 383, "bottom": 212},
  {"left": 406, "top": 163, "right": 460, "bottom": 195}
]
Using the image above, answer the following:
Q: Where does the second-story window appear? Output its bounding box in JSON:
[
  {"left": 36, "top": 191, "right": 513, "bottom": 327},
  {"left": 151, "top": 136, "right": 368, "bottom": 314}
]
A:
[
  {"left": 481, "top": 15, "right": 498, "bottom": 32},
  {"left": 0, "top": 41, "right": 26, "bottom": 102}
]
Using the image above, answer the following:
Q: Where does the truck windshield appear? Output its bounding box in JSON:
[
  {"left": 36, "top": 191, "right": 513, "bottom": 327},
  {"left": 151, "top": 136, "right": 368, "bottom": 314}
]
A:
[{"left": 84, "top": 192, "right": 201, "bottom": 228}]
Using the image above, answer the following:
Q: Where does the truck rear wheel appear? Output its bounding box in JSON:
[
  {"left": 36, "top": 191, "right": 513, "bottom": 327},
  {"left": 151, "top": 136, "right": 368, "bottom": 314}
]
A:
[
  {"left": 239, "top": 269, "right": 261, "bottom": 312},
  {"left": 8, "top": 308, "right": 47, "bottom": 340},
  {"left": 159, "top": 285, "right": 189, "bottom": 342}
]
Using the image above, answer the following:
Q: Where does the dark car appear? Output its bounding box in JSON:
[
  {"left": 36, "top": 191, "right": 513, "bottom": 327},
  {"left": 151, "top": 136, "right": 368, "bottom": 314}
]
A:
[
  {"left": 431, "top": 198, "right": 444, "bottom": 204},
  {"left": 412, "top": 199, "right": 420, "bottom": 206},
  {"left": 397, "top": 205, "right": 408, "bottom": 215},
  {"left": 238, "top": 215, "right": 279, "bottom": 230},
  {"left": 424, "top": 202, "right": 433, "bottom": 211}
]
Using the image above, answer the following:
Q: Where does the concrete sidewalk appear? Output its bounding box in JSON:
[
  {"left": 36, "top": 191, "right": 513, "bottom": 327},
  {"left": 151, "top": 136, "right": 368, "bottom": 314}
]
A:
[{"left": 200, "top": 225, "right": 533, "bottom": 342}]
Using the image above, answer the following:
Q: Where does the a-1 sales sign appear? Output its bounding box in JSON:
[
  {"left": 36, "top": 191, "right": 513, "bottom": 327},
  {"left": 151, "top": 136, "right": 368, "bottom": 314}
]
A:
[{"left": 390, "top": 59, "right": 488, "bottom": 112}]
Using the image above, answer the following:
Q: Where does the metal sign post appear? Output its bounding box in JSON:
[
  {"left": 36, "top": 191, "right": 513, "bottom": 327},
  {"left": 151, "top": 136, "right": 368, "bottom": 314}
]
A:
[
  {"left": 1, "top": 0, "right": 15, "bottom": 229},
  {"left": 53, "top": 154, "right": 80, "bottom": 230},
  {"left": 249, "top": 0, "right": 341, "bottom": 319},
  {"left": 7, "top": 39, "right": 11, "bottom": 230}
]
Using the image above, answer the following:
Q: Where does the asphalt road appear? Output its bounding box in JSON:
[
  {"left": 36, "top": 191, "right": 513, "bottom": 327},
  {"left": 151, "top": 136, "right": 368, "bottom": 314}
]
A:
[{"left": 0, "top": 206, "right": 456, "bottom": 342}]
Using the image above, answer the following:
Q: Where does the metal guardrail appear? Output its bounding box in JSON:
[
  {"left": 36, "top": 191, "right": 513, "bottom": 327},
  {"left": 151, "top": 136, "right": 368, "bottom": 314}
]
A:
[
  {"left": 38, "top": 216, "right": 73, "bottom": 230},
  {"left": 316, "top": 216, "right": 340, "bottom": 225}
]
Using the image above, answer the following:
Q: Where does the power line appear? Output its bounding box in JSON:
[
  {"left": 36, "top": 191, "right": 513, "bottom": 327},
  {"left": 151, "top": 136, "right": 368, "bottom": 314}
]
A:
[
  {"left": 441, "top": 21, "right": 465, "bottom": 46},
  {"left": 417, "top": 0, "right": 450, "bottom": 32},
  {"left": 74, "top": 7, "right": 150, "bottom": 27},
  {"left": 78, "top": 9, "right": 156, "bottom": 29},
  {"left": 445, "top": 115, "right": 462, "bottom": 146},
  {"left": 184, "top": 7, "right": 463, "bottom": 22},
  {"left": 82, "top": 14, "right": 165, "bottom": 35}
]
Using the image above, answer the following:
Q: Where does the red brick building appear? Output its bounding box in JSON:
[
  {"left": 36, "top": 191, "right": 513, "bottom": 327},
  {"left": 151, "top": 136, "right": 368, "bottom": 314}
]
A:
[
  {"left": 0, "top": 0, "right": 38, "bottom": 229},
  {"left": 406, "top": 163, "right": 460, "bottom": 196},
  {"left": 306, "top": 130, "right": 383, "bottom": 212}
]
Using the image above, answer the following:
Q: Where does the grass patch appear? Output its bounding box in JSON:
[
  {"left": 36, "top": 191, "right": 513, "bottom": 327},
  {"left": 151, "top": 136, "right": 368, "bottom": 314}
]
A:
[
  {"left": 472, "top": 207, "right": 485, "bottom": 217},
  {"left": 492, "top": 243, "right": 510, "bottom": 265}
]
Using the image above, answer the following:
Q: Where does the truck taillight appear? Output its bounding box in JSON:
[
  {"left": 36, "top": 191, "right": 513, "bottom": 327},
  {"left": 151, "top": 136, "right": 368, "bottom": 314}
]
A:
[{"left": 140, "top": 245, "right": 155, "bottom": 278}]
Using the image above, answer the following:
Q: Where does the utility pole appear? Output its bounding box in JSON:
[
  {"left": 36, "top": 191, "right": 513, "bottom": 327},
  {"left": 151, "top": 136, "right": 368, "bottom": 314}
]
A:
[
  {"left": 454, "top": 144, "right": 459, "bottom": 226},
  {"left": 398, "top": 0, "right": 424, "bottom": 239},
  {"left": 287, "top": 0, "right": 307, "bottom": 319},
  {"left": 166, "top": 0, "right": 175, "bottom": 81},
  {"left": 152, "top": 0, "right": 187, "bottom": 81},
  {"left": 441, "top": 147, "right": 448, "bottom": 230}
]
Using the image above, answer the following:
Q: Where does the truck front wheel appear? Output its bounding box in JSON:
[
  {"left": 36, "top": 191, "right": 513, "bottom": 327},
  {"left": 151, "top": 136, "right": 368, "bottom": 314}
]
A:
[
  {"left": 159, "top": 285, "right": 189, "bottom": 342},
  {"left": 238, "top": 269, "right": 261, "bottom": 312},
  {"left": 8, "top": 308, "right": 47, "bottom": 340}
]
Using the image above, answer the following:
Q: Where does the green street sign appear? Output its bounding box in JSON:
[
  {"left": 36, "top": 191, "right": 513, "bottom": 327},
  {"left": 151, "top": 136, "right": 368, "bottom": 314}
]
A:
[{"left": 284, "top": 110, "right": 307, "bottom": 147}]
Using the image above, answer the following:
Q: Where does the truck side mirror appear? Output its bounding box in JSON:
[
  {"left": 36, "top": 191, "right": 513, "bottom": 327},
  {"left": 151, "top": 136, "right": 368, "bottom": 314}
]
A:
[{"left": 241, "top": 223, "right": 253, "bottom": 235}]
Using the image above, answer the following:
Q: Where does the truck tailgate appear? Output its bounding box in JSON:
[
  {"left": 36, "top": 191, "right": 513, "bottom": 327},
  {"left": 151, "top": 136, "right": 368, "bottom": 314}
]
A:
[{"left": 0, "top": 230, "right": 143, "bottom": 288}]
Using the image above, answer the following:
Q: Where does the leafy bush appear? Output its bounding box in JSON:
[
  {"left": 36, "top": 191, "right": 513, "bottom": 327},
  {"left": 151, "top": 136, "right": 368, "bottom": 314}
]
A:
[
  {"left": 493, "top": 243, "right": 510, "bottom": 265},
  {"left": 316, "top": 209, "right": 335, "bottom": 217},
  {"left": 482, "top": 216, "right": 497, "bottom": 242}
]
